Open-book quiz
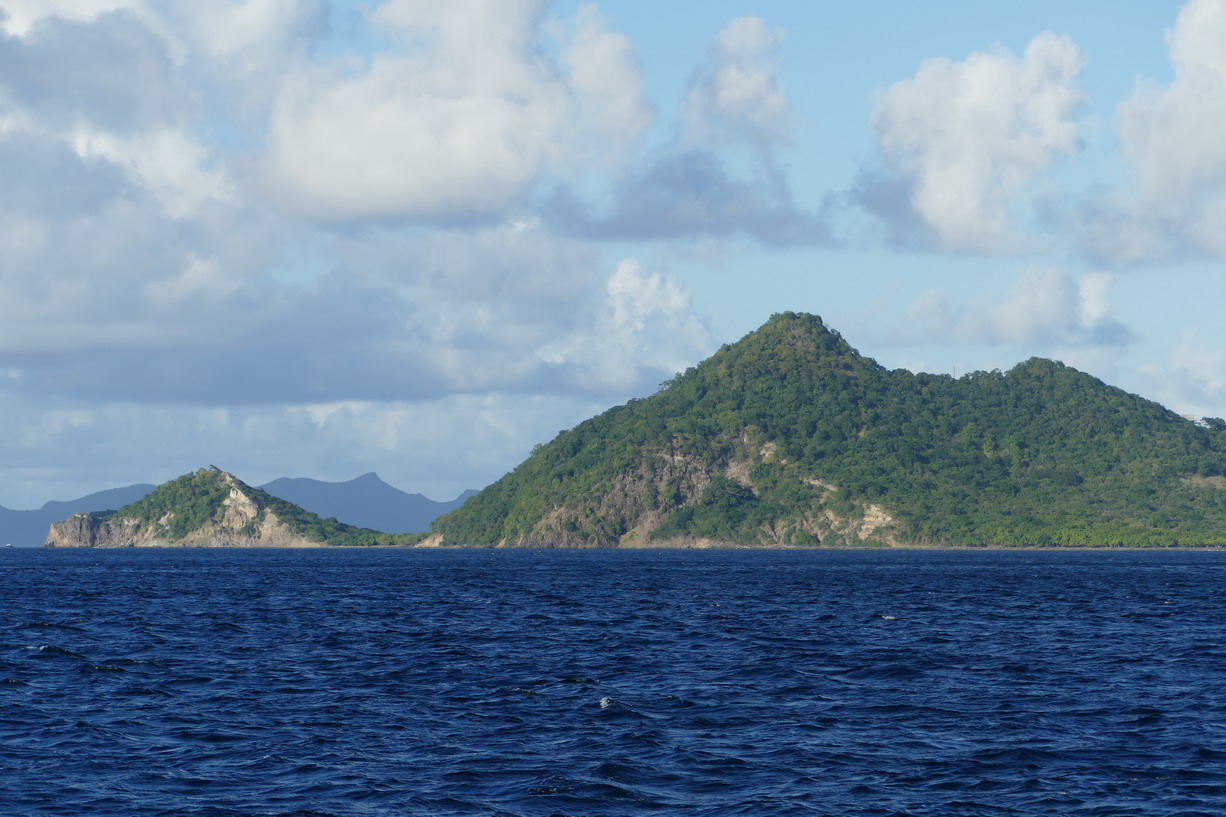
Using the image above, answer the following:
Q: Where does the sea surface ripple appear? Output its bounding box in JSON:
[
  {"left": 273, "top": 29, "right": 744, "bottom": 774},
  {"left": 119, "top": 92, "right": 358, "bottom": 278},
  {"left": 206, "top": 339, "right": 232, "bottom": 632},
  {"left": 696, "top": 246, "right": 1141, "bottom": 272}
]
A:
[{"left": 2, "top": 547, "right": 1225, "bottom": 816}]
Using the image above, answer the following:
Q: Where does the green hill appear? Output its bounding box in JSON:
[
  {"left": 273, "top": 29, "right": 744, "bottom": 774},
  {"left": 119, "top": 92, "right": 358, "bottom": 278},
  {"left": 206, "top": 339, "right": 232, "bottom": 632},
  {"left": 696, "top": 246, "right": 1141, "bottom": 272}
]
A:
[
  {"left": 46, "top": 468, "right": 424, "bottom": 547},
  {"left": 431, "top": 312, "right": 1226, "bottom": 548}
]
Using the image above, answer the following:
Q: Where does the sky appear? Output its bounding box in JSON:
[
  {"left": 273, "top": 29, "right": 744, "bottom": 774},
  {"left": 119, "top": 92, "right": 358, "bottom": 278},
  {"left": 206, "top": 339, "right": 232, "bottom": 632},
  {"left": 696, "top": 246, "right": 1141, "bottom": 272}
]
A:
[{"left": 2, "top": 0, "right": 1226, "bottom": 508}]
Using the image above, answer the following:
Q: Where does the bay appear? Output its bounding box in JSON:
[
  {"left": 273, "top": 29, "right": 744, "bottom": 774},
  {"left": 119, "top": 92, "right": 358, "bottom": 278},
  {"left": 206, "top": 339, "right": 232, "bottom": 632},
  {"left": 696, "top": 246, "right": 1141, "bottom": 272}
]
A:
[{"left": 2, "top": 547, "right": 1224, "bottom": 816}]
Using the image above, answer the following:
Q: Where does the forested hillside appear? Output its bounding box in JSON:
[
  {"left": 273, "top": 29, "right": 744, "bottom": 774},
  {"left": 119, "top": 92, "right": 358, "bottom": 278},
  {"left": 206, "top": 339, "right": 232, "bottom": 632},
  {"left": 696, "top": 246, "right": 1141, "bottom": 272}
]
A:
[{"left": 432, "top": 312, "right": 1226, "bottom": 547}]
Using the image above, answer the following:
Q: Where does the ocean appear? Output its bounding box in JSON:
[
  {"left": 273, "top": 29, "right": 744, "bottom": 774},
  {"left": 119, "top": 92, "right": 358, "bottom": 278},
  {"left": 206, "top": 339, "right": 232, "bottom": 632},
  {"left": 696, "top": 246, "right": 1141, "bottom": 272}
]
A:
[{"left": 2, "top": 547, "right": 1224, "bottom": 816}]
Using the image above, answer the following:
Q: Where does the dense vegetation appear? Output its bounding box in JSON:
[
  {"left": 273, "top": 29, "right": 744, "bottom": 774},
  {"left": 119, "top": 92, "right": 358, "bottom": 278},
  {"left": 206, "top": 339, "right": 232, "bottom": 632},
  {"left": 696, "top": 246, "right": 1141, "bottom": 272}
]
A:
[
  {"left": 108, "top": 467, "right": 425, "bottom": 546},
  {"left": 432, "top": 312, "right": 1226, "bottom": 547}
]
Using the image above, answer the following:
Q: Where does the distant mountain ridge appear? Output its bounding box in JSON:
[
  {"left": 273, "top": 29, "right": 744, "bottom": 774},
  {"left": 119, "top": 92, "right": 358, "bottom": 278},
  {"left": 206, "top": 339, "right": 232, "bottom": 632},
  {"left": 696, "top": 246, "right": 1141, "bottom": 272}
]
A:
[
  {"left": 259, "top": 473, "right": 476, "bottom": 534},
  {"left": 3, "top": 473, "right": 474, "bottom": 546},
  {"left": 430, "top": 312, "right": 1226, "bottom": 548}
]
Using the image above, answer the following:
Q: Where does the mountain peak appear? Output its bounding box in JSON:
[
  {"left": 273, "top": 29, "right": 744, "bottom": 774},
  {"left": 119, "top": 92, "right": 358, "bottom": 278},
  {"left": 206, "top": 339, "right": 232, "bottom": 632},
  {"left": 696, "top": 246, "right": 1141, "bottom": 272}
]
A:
[
  {"left": 754, "top": 311, "right": 847, "bottom": 347},
  {"left": 732, "top": 311, "right": 867, "bottom": 365}
]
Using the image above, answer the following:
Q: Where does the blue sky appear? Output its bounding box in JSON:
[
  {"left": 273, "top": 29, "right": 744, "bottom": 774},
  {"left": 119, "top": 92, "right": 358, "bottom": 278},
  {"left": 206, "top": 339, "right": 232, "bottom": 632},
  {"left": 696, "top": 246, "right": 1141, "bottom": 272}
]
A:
[{"left": 1, "top": 0, "right": 1224, "bottom": 507}]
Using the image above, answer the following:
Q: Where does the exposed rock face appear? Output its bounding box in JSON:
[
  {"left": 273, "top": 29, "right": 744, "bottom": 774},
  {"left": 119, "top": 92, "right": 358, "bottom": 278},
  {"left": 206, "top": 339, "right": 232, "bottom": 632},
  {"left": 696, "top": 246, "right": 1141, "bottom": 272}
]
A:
[
  {"left": 45, "top": 470, "right": 326, "bottom": 548},
  {"left": 45, "top": 514, "right": 141, "bottom": 548},
  {"left": 483, "top": 441, "right": 901, "bottom": 549},
  {"left": 45, "top": 506, "right": 322, "bottom": 548}
]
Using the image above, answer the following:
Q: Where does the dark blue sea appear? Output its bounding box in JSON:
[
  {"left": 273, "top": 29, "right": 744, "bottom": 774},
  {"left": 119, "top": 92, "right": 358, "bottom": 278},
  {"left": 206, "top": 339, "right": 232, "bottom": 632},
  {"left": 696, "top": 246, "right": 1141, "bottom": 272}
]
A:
[{"left": 2, "top": 548, "right": 1225, "bottom": 816}]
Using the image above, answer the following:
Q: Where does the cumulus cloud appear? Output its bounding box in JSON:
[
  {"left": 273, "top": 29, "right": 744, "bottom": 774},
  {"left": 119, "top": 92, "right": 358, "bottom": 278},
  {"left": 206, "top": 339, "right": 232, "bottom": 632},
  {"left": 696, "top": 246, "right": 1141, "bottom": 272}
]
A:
[
  {"left": 0, "top": 146, "right": 252, "bottom": 363},
  {"left": 898, "top": 268, "right": 1130, "bottom": 349},
  {"left": 683, "top": 16, "right": 790, "bottom": 148},
  {"left": 539, "top": 259, "right": 713, "bottom": 392},
  {"left": 1071, "top": 0, "right": 1226, "bottom": 262},
  {"left": 261, "top": 0, "right": 651, "bottom": 223},
  {"left": 556, "top": 2, "right": 655, "bottom": 168},
  {"left": 0, "top": 8, "right": 235, "bottom": 226},
  {"left": 547, "top": 15, "right": 825, "bottom": 245},
  {"left": 1119, "top": 0, "right": 1226, "bottom": 205},
  {"left": 863, "top": 32, "right": 1086, "bottom": 253},
  {"left": 0, "top": 15, "right": 259, "bottom": 365}
]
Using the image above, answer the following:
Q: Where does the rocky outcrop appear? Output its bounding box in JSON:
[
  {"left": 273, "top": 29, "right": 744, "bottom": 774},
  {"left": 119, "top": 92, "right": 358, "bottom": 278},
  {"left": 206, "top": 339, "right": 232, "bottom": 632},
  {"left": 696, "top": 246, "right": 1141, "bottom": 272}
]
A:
[
  {"left": 45, "top": 507, "right": 323, "bottom": 549},
  {"left": 45, "top": 514, "right": 141, "bottom": 548}
]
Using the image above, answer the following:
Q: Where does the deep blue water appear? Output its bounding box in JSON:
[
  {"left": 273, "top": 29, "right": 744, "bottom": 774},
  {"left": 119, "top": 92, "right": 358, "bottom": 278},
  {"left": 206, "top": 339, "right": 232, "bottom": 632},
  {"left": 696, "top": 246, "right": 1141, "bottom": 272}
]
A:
[{"left": 2, "top": 547, "right": 1225, "bottom": 817}]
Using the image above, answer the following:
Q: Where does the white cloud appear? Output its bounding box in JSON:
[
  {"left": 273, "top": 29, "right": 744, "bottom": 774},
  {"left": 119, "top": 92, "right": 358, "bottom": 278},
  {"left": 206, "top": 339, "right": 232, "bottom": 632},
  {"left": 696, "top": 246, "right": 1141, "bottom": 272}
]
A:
[
  {"left": 261, "top": 0, "right": 563, "bottom": 222},
  {"left": 547, "top": 13, "right": 824, "bottom": 246},
  {"left": 177, "top": 0, "right": 316, "bottom": 68},
  {"left": 1104, "top": 0, "right": 1226, "bottom": 258},
  {"left": 0, "top": 0, "right": 142, "bottom": 37},
  {"left": 900, "top": 268, "right": 1128, "bottom": 349},
  {"left": 870, "top": 32, "right": 1086, "bottom": 252},
  {"left": 540, "top": 258, "right": 712, "bottom": 390},
  {"left": 71, "top": 125, "right": 234, "bottom": 217},
  {"left": 557, "top": 2, "right": 655, "bottom": 167},
  {"left": 261, "top": 0, "right": 651, "bottom": 223},
  {"left": 1121, "top": 0, "right": 1226, "bottom": 202},
  {"left": 380, "top": 230, "right": 712, "bottom": 396},
  {"left": 1077, "top": 271, "right": 1114, "bottom": 327},
  {"left": 0, "top": 5, "right": 236, "bottom": 226},
  {"left": 157, "top": 0, "right": 326, "bottom": 120},
  {"left": 683, "top": 16, "right": 790, "bottom": 148}
]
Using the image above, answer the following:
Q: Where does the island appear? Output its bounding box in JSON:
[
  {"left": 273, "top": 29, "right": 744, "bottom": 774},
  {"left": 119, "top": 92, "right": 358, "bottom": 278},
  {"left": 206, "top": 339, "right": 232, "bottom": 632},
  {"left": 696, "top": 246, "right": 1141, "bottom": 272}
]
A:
[
  {"left": 45, "top": 468, "right": 423, "bottom": 547},
  {"left": 427, "top": 312, "right": 1226, "bottom": 548}
]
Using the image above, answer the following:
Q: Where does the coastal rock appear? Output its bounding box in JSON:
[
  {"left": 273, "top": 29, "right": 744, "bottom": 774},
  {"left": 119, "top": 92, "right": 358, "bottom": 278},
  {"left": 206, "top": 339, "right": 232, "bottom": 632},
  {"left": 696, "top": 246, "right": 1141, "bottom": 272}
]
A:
[{"left": 45, "top": 514, "right": 141, "bottom": 548}]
